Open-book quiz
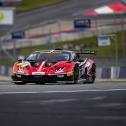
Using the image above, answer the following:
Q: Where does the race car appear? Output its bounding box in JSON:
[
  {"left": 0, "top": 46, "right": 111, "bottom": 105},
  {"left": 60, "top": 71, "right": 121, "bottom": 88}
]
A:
[{"left": 11, "top": 49, "right": 96, "bottom": 85}]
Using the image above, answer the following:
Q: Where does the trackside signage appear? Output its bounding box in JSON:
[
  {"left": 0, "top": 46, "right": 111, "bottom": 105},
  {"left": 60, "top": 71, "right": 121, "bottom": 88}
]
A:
[
  {"left": 0, "top": 7, "right": 15, "bottom": 25},
  {"left": 74, "top": 19, "right": 91, "bottom": 30},
  {"left": 98, "top": 36, "right": 111, "bottom": 46},
  {"left": 11, "top": 31, "right": 25, "bottom": 39}
]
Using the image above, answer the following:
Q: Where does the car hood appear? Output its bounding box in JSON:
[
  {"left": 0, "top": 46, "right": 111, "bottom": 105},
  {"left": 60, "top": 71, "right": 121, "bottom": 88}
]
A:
[{"left": 16, "top": 61, "right": 74, "bottom": 75}]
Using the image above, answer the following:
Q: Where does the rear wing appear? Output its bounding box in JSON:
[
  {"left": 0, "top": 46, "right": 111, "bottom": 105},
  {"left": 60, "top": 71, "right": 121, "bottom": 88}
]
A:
[{"left": 76, "top": 50, "right": 95, "bottom": 55}]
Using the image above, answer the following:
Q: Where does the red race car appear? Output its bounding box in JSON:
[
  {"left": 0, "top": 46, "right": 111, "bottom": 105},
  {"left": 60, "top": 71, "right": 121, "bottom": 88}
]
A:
[{"left": 11, "top": 49, "right": 96, "bottom": 85}]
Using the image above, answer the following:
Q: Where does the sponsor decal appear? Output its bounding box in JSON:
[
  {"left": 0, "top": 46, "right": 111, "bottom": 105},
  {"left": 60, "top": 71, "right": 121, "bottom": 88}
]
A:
[
  {"left": 32, "top": 72, "right": 45, "bottom": 75},
  {"left": 55, "top": 68, "right": 64, "bottom": 73},
  {"left": 67, "top": 71, "right": 74, "bottom": 77},
  {"left": 17, "top": 61, "right": 30, "bottom": 68}
]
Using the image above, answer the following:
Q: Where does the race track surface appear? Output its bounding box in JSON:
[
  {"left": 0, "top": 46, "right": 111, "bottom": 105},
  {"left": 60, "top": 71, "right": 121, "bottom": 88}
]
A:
[{"left": 0, "top": 81, "right": 126, "bottom": 126}]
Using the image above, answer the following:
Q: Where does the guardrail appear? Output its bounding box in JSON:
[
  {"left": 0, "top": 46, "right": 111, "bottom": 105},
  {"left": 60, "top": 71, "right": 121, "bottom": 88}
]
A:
[
  {"left": 1, "top": 24, "right": 126, "bottom": 50},
  {"left": 0, "top": 65, "right": 126, "bottom": 79},
  {"left": 96, "top": 67, "right": 126, "bottom": 79}
]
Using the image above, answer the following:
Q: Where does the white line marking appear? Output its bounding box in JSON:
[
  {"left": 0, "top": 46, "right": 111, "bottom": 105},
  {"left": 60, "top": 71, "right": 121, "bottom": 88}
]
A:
[
  {"left": 87, "top": 96, "right": 107, "bottom": 100},
  {"left": 81, "top": 116, "right": 126, "bottom": 120},
  {"left": 0, "top": 88, "right": 126, "bottom": 95},
  {"left": 22, "top": 99, "right": 77, "bottom": 105}
]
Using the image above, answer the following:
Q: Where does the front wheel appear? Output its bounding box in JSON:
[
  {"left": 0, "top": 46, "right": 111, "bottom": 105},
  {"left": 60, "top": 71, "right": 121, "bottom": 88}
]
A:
[
  {"left": 35, "top": 82, "right": 45, "bottom": 85},
  {"left": 73, "top": 65, "right": 79, "bottom": 84},
  {"left": 14, "top": 82, "right": 26, "bottom": 85}
]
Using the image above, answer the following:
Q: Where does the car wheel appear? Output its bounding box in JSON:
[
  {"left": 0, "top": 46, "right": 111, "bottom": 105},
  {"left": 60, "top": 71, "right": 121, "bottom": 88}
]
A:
[
  {"left": 35, "top": 82, "right": 45, "bottom": 85},
  {"left": 73, "top": 65, "right": 79, "bottom": 84},
  {"left": 14, "top": 82, "right": 26, "bottom": 85},
  {"left": 87, "top": 76, "right": 95, "bottom": 83},
  {"left": 86, "top": 64, "right": 96, "bottom": 84}
]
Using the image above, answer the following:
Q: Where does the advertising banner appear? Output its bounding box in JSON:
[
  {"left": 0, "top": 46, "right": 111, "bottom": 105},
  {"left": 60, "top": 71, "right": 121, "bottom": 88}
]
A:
[
  {"left": 0, "top": 7, "right": 15, "bottom": 25},
  {"left": 11, "top": 31, "right": 25, "bottom": 39},
  {"left": 74, "top": 19, "right": 91, "bottom": 30},
  {"left": 98, "top": 36, "right": 111, "bottom": 46}
]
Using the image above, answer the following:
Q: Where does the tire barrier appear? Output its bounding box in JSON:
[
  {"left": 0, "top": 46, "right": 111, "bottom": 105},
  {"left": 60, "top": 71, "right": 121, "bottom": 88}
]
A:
[{"left": 0, "top": 65, "right": 126, "bottom": 79}]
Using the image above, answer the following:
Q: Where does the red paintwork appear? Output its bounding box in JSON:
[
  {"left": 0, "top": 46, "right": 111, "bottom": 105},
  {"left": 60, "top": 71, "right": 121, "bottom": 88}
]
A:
[{"left": 12, "top": 61, "right": 75, "bottom": 75}]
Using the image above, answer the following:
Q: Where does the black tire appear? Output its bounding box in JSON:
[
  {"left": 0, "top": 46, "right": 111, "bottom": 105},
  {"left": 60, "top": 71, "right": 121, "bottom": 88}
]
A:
[
  {"left": 86, "top": 76, "right": 95, "bottom": 84},
  {"left": 14, "top": 82, "right": 26, "bottom": 85},
  {"left": 91, "top": 63, "right": 96, "bottom": 83},
  {"left": 92, "top": 63, "right": 96, "bottom": 73},
  {"left": 73, "top": 65, "right": 79, "bottom": 84},
  {"left": 35, "top": 82, "right": 45, "bottom": 85}
]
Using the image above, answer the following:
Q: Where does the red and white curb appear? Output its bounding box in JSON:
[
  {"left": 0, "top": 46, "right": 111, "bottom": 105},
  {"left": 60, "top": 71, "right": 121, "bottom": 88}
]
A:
[{"left": 81, "top": 1, "right": 126, "bottom": 15}]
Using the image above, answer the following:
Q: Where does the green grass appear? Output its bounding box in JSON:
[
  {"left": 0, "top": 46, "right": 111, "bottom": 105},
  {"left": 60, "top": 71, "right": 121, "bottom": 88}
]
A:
[
  {"left": 0, "top": 59, "right": 14, "bottom": 67},
  {"left": 17, "top": 0, "right": 64, "bottom": 11},
  {"left": 55, "top": 32, "right": 126, "bottom": 58},
  {"left": 19, "top": 31, "right": 125, "bottom": 57}
]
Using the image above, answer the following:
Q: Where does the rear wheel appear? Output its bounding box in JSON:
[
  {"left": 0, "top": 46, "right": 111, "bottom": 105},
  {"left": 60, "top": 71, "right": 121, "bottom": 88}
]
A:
[
  {"left": 86, "top": 76, "right": 95, "bottom": 83},
  {"left": 35, "top": 82, "right": 45, "bottom": 85},
  {"left": 85, "top": 63, "right": 96, "bottom": 84}
]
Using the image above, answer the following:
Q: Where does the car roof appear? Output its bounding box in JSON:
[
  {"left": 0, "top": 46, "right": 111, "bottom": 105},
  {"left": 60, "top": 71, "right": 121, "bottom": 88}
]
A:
[{"left": 34, "top": 50, "right": 73, "bottom": 54}]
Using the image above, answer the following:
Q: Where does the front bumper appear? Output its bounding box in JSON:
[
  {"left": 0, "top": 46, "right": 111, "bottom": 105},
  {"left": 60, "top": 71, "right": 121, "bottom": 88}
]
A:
[{"left": 11, "top": 74, "right": 74, "bottom": 83}]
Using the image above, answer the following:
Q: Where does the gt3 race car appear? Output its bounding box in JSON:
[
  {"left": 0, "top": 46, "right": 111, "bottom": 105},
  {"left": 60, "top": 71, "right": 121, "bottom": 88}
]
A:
[{"left": 11, "top": 50, "right": 96, "bottom": 85}]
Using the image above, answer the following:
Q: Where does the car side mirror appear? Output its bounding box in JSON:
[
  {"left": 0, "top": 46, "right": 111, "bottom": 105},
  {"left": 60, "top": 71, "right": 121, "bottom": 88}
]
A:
[{"left": 18, "top": 56, "right": 25, "bottom": 62}]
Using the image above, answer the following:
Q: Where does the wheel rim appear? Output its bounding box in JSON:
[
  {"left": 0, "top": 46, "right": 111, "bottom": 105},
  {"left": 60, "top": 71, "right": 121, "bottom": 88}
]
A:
[{"left": 74, "top": 66, "right": 79, "bottom": 82}]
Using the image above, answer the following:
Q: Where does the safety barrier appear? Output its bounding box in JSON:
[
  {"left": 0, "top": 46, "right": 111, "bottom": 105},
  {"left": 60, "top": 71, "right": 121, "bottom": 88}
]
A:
[
  {"left": 96, "top": 67, "right": 126, "bottom": 79},
  {"left": 0, "top": 66, "right": 12, "bottom": 76},
  {"left": 0, "top": 65, "right": 126, "bottom": 79}
]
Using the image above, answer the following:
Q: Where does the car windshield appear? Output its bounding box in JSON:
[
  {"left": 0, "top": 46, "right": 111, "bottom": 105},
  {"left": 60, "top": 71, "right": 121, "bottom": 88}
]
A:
[{"left": 26, "top": 51, "right": 70, "bottom": 62}]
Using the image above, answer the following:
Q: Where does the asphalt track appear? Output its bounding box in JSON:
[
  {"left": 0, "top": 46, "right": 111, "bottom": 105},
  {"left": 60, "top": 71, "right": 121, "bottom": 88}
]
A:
[
  {"left": 0, "top": 81, "right": 126, "bottom": 126},
  {"left": 1, "top": 0, "right": 118, "bottom": 34}
]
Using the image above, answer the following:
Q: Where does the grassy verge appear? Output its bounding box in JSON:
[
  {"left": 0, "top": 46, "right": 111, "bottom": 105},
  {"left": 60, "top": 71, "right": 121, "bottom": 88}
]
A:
[
  {"left": 17, "top": 0, "right": 64, "bottom": 11},
  {"left": 19, "top": 31, "right": 126, "bottom": 57},
  {"left": 0, "top": 59, "right": 14, "bottom": 67}
]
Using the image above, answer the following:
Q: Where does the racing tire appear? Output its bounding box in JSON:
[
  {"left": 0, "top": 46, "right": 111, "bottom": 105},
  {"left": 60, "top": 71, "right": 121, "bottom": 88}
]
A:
[
  {"left": 73, "top": 65, "right": 79, "bottom": 84},
  {"left": 35, "top": 82, "right": 45, "bottom": 85},
  {"left": 14, "top": 82, "right": 26, "bottom": 85},
  {"left": 86, "top": 63, "right": 96, "bottom": 84},
  {"left": 86, "top": 76, "right": 95, "bottom": 84}
]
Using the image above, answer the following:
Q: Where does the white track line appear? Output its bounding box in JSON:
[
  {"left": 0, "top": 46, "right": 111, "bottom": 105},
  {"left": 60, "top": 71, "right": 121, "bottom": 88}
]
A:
[{"left": 0, "top": 88, "right": 126, "bottom": 95}]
